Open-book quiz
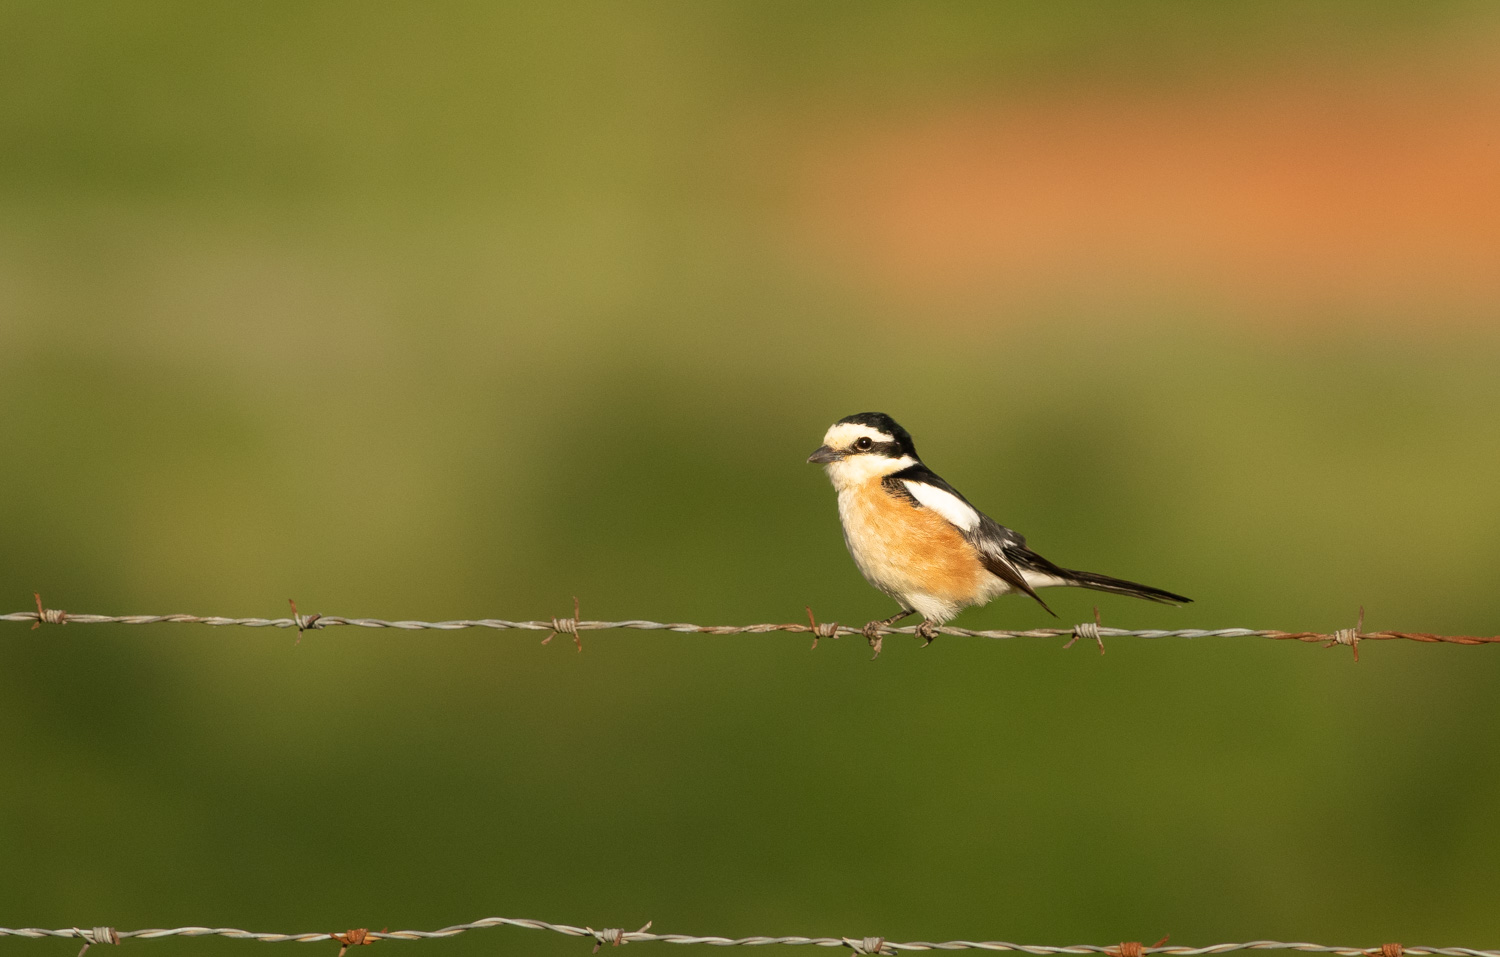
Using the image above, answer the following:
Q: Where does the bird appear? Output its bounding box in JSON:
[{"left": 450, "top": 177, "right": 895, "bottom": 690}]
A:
[{"left": 808, "top": 412, "right": 1190, "bottom": 643}]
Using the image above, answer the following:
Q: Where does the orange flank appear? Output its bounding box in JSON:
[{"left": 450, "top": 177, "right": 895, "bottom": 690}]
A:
[{"left": 839, "top": 478, "right": 987, "bottom": 604}]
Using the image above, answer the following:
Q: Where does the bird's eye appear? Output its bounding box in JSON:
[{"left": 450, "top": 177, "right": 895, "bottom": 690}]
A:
[{"left": 854, "top": 437, "right": 874, "bottom": 451}]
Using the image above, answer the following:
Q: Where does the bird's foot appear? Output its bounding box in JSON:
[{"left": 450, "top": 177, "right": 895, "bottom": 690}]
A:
[
  {"left": 916, "top": 619, "right": 941, "bottom": 646},
  {"left": 858, "top": 615, "right": 912, "bottom": 660},
  {"left": 859, "top": 609, "right": 912, "bottom": 660}
]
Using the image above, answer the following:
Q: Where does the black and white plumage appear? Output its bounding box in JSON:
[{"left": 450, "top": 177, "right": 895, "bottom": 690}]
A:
[{"left": 808, "top": 412, "right": 1190, "bottom": 639}]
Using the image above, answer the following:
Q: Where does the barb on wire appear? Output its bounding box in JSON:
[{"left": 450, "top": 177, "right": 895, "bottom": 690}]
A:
[
  {"left": 0, "top": 917, "right": 1487, "bottom": 957},
  {"left": 1110, "top": 938, "right": 1172, "bottom": 957},
  {"left": 593, "top": 922, "right": 654, "bottom": 954},
  {"left": 1323, "top": 606, "right": 1364, "bottom": 661},
  {"left": 1063, "top": 607, "right": 1106, "bottom": 655},
  {"left": 71, "top": 927, "right": 117, "bottom": 957},
  {"left": 289, "top": 599, "right": 323, "bottom": 644},
  {"left": 4, "top": 600, "right": 1497, "bottom": 657},
  {"left": 331, "top": 930, "right": 375, "bottom": 957},
  {"left": 542, "top": 596, "right": 584, "bottom": 652},
  {"left": 806, "top": 606, "right": 839, "bottom": 651},
  {"left": 32, "top": 593, "right": 66, "bottom": 630}
]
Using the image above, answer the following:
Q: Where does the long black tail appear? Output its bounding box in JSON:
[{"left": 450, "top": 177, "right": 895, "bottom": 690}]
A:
[{"left": 1061, "top": 567, "right": 1191, "bottom": 605}]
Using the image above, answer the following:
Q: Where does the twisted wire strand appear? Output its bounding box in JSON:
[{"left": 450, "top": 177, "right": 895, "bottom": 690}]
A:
[
  {"left": 3, "top": 603, "right": 1498, "bottom": 650},
  {"left": 0, "top": 920, "right": 1493, "bottom": 957}
]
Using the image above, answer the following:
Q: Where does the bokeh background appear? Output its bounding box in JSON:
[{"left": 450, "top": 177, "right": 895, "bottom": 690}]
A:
[{"left": 3, "top": 2, "right": 1499, "bottom": 954}]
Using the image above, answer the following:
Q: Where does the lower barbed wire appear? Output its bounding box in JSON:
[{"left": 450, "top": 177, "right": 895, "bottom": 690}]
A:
[
  {"left": 0, "top": 923, "right": 1488, "bottom": 957},
  {"left": 4, "top": 605, "right": 1497, "bottom": 651}
]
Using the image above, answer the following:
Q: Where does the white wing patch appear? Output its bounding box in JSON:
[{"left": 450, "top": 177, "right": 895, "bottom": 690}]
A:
[
  {"left": 901, "top": 480, "right": 980, "bottom": 531},
  {"left": 1021, "top": 569, "right": 1069, "bottom": 590}
]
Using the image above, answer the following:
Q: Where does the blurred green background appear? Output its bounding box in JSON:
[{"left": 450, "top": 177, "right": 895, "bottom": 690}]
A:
[{"left": 2, "top": 2, "right": 1499, "bottom": 955}]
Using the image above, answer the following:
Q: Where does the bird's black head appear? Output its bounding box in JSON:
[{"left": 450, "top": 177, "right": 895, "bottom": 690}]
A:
[{"left": 807, "top": 412, "right": 919, "bottom": 464}]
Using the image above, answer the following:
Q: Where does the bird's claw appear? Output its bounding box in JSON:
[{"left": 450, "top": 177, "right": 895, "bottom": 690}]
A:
[
  {"left": 916, "top": 620, "right": 940, "bottom": 645},
  {"left": 860, "top": 620, "right": 886, "bottom": 659}
]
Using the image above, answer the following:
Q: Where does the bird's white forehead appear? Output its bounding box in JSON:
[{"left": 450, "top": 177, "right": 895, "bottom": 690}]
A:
[{"left": 823, "top": 422, "right": 894, "bottom": 448}]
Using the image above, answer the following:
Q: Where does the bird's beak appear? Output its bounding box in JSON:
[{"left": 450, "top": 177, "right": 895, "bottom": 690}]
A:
[{"left": 807, "top": 445, "right": 842, "bottom": 464}]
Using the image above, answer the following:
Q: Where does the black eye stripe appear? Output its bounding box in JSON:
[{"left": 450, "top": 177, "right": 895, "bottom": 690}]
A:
[
  {"left": 850, "top": 439, "right": 902, "bottom": 457},
  {"left": 834, "top": 413, "right": 918, "bottom": 459}
]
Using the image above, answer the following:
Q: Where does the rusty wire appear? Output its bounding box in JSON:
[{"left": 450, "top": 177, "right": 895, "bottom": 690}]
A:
[
  {"left": 0, "top": 918, "right": 1488, "bottom": 957},
  {"left": 4, "top": 595, "right": 1497, "bottom": 658}
]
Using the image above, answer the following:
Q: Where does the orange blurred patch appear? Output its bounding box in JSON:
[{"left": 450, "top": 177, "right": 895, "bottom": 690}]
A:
[{"left": 795, "top": 52, "right": 1500, "bottom": 326}]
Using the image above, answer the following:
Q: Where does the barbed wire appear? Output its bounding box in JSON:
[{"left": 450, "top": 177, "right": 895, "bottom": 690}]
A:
[
  {"left": 0, "top": 918, "right": 1491, "bottom": 957},
  {"left": 5, "top": 595, "right": 1498, "bottom": 659}
]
